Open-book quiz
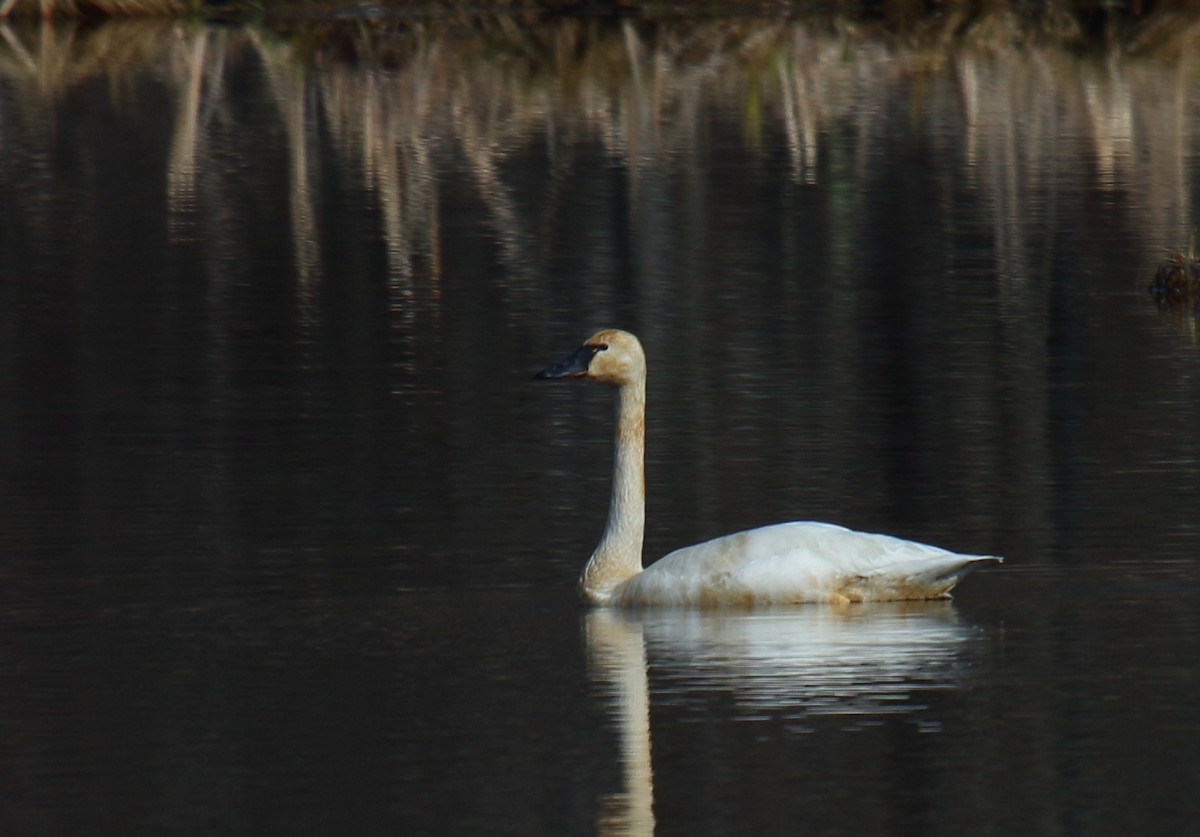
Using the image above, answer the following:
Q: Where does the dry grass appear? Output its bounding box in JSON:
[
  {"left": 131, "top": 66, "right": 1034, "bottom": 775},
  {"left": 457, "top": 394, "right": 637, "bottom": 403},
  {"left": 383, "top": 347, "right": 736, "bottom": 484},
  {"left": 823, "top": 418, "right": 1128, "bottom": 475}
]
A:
[
  {"left": 0, "top": 0, "right": 189, "bottom": 17},
  {"left": 0, "top": 0, "right": 1191, "bottom": 43}
]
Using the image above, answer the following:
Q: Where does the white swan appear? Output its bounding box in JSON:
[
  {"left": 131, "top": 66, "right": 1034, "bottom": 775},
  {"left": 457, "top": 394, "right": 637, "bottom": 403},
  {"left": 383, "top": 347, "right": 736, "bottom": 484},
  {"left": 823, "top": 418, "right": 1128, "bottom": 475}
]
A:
[{"left": 536, "top": 329, "right": 1001, "bottom": 607}]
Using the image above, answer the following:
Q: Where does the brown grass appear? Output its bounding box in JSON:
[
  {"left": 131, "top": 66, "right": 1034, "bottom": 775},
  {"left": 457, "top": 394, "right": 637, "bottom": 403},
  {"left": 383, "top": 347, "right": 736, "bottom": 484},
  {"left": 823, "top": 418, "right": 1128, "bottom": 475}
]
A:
[
  {"left": 0, "top": 0, "right": 1193, "bottom": 51},
  {"left": 0, "top": 0, "right": 189, "bottom": 17}
]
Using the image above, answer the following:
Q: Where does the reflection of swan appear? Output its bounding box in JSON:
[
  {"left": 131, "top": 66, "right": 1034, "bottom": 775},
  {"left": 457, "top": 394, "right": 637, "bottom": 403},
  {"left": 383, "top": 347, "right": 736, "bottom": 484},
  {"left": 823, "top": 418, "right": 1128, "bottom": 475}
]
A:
[
  {"left": 637, "top": 603, "right": 973, "bottom": 715},
  {"left": 585, "top": 604, "right": 976, "bottom": 834},
  {"left": 586, "top": 611, "right": 656, "bottom": 837},
  {"left": 537, "top": 330, "right": 1001, "bottom": 606}
]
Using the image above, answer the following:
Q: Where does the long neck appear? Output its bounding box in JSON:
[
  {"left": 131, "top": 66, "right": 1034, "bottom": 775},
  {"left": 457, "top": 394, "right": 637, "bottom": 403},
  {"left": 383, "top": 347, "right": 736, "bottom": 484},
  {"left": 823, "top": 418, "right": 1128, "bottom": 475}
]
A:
[{"left": 580, "top": 377, "right": 646, "bottom": 603}]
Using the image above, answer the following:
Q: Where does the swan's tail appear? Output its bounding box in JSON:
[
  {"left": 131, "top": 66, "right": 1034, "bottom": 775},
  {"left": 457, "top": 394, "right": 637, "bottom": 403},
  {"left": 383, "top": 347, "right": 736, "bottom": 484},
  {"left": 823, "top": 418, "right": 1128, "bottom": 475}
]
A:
[
  {"left": 929, "top": 554, "right": 1003, "bottom": 597},
  {"left": 848, "top": 553, "right": 1002, "bottom": 601}
]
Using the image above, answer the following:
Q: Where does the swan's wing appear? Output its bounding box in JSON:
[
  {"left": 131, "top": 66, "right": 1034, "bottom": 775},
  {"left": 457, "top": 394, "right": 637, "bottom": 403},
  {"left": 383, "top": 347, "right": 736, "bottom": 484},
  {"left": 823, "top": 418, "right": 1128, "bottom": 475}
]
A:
[{"left": 616, "top": 521, "right": 999, "bottom": 606}]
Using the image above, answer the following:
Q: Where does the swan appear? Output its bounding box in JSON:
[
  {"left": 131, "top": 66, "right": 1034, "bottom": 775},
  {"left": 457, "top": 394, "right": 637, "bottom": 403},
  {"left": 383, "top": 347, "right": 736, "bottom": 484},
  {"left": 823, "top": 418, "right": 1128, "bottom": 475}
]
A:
[{"left": 535, "top": 329, "right": 1002, "bottom": 607}]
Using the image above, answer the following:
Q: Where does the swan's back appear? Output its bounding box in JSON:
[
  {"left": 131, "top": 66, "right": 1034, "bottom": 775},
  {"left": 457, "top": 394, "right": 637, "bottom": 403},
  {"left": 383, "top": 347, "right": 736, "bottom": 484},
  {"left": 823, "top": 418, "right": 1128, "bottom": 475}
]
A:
[{"left": 610, "top": 521, "right": 1000, "bottom": 607}]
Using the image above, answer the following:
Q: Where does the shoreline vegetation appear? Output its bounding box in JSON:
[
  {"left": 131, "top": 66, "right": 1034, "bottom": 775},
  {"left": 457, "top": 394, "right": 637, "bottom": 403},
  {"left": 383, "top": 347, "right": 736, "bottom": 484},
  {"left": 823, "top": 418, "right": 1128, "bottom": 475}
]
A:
[
  {"left": 3, "top": 3, "right": 1200, "bottom": 64},
  {"left": 0, "top": 0, "right": 1198, "bottom": 47}
]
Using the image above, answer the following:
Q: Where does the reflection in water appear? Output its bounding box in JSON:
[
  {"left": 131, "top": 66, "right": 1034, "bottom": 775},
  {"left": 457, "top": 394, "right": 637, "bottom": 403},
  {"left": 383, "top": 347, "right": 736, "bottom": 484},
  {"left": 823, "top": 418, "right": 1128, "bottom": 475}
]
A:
[
  {"left": 587, "top": 611, "right": 656, "bottom": 837},
  {"left": 641, "top": 603, "right": 973, "bottom": 718},
  {"left": 3, "top": 14, "right": 1200, "bottom": 455},
  {"left": 3, "top": 15, "right": 1200, "bottom": 290},
  {"left": 585, "top": 604, "right": 975, "bottom": 835}
]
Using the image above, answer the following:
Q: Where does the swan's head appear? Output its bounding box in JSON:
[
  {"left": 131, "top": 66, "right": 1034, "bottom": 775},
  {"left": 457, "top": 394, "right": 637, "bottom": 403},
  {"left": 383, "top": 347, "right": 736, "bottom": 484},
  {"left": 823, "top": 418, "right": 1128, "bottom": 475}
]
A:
[{"left": 534, "top": 329, "right": 646, "bottom": 387}]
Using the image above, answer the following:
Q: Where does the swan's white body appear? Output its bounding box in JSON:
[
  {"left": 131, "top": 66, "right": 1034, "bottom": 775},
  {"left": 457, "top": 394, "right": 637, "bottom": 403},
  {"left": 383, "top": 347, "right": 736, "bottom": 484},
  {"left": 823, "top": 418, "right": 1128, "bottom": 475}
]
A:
[
  {"left": 537, "top": 329, "right": 1000, "bottom": 607},
  {"left": 599, "top": 521, "right": 996, "bottom": 607}
]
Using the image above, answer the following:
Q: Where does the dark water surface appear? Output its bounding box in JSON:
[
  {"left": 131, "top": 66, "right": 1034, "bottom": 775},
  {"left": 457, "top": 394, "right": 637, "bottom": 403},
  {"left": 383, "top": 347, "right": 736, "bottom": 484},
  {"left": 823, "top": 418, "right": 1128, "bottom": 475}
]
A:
[{"left": 2, "top": 15, "right": 1199, "bottom": 835}]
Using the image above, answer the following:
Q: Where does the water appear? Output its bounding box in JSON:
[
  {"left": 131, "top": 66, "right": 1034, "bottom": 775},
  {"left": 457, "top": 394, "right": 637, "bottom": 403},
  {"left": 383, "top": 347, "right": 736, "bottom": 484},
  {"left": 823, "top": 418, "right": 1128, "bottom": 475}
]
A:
[{"left": 1, "top": 13, "right": 1199, "bottom": 835}]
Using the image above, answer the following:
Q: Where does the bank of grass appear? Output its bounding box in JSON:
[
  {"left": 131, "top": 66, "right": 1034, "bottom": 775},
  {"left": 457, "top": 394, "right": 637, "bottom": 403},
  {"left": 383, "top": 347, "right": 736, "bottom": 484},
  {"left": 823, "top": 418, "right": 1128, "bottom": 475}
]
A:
[
  {"left": 0, "top": 0, "right": 1198, "bottom": 30},
  {"left": 4, "top": 1, "right": 1200, "bottom": 65},
  {"left": 0, "top": 0, "right": 191, "bottom": 15}
]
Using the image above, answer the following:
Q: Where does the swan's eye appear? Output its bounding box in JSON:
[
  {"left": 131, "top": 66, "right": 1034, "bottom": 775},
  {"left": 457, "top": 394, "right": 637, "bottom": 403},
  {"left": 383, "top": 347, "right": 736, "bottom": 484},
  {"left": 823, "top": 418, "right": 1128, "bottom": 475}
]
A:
[{"left": 593, "top": 343, "right": 609, "bottom": 352}]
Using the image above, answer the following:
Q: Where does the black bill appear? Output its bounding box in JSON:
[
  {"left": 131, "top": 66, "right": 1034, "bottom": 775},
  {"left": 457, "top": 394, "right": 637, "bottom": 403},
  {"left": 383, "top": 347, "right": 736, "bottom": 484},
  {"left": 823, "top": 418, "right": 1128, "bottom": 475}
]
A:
[{"left": 533, "top": 344, "right": 603, "bottom": 380}]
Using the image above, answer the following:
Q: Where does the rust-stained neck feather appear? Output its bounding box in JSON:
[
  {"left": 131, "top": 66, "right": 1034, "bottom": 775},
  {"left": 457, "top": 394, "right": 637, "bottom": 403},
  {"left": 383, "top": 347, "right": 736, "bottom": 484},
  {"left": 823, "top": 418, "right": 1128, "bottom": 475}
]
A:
[{"left": 579, "top": 366, "right": 647, "bottom": 604}]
